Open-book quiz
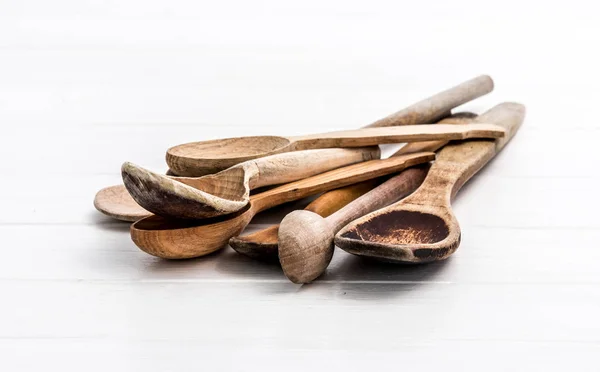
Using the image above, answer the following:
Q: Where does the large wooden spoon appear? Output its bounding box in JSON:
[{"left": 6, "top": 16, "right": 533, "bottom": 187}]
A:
[
  {"left": 93, "top": 75, "right": 493, "bottom": 220},
  {"left": 167, "top": 75, "right": 493, "bottom": 176},
  {"left": 130, "top": 152, "right": 435, "bottom": 259},
  {"left": 279, "top": 165, "right": 429, "bottom": 283},
  {"left": 228, "top": 113, "right": 477, "bottom": 260},
  {"left": 124, "top": 123, "right": 504, "bottom": 220},
  {"left": 122, "top": 147, "right": 379, "bottom": 220},
  {"left": 335, "top": 102, "right": 525, "bottom": 263}
]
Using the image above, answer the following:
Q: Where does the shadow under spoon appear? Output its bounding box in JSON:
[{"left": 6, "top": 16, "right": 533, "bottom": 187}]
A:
[
  {"left": 228, "top": 112, "right": 478, "bottom": 260},
  {"left": 130, "top": 152, "right": 435, "bottom": 259},
  {"left": 334, "top": 102, "right": 526, "bottom": 263}
]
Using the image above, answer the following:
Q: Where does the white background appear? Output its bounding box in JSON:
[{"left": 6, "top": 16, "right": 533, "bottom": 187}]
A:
[{"left": 1, "top": 0, "right": 599, "bottom": 371}]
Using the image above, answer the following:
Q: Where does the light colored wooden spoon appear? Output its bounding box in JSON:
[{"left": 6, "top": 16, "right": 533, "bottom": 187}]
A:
[
  {"left": 122, "top": 147, "right": 379, "bottom": 220},
  {"left": 334, "top": 102, "right": 525, "bottom": 263},
  {"left": 167, "top": 75, "right": 494, "bottom": 176},
  {"left": 124, "top": 123, "right": 504, "bottom": 220},
  {"left": 228, "top": 112, "right": 477, "bottom": 260},
  {"left": 130, "top": 152, "right": 435, "bottom": 259},
  {"left": 279, "top": 165, "right": 429, "bottom": 284},
  {"left": 94, "top": 185, "right": 150, "bottom": 222}
]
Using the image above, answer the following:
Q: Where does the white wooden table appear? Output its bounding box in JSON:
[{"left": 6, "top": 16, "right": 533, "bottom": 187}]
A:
[{"left": 2, "top": 1, "right": 599, "bottom": 370}]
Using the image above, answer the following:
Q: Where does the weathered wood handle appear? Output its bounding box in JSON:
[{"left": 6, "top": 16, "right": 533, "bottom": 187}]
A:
[
  {"left": 404, "top": 102, "right": 525, "bottom": 206},
  {"left": 304, "top": 180, "right": 379, "bottom": 217},
  {"left": 365, "top": 75, "right": 494, "bottom": 128},
  {"left": 327, "top": 166, "right": 430, "bottom": 231},
  {"left": 394, "top": 113, "right": 478, "bottom": 154},
  {"left": 291, "top": 123, "right": 505, "bottom": 150},
  {"left": 273, "top": 113, "right": 477, "bottom": 219},
  {"left": 251, "top": 152, "right": 435, "bottom": 213},
  {"left": 246, "top": 147, "right": 380, "bottom": 189}
]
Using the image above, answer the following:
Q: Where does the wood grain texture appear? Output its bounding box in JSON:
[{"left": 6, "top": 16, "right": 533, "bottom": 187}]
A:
[
  {"left": 130, "top": 152, "right": 434, "bottom": 259},
  {"left": 229, "top": 180, "right": 379, "bottom": 261},
  {"left": 167, "top": 123, "right": 505, "bottom": 176},
  {"left": 166, "top": 75, "right": 494, "bottom": 176},
  {"left": 93, "top": 184, "right": 150, "bottom": 222},
  {"left": 289, "top": 123, "right": 505, "bottom": 149},
  {"left": 335, "top": 102, "right": 526, "bottom": 263},
  {"left": 229, "top": 112, "right": 478, "bottom": 260},
  {"left": 364, "top": 75, "right": 493, "bottom": 128},
  {"left": 121, "top": 147, "right": 380, "bottom": 220},
  {"left": 279, "top": 165, "right": 429, "bottom": 284}
]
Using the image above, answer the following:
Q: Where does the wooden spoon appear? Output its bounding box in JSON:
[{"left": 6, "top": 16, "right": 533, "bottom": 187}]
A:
[
  {"left": 228, "top": 112, "right": 477, "bottom": 260},
  {"left": 124, "top": 123, "right": 503, "bottom": 220},
  {"left": 279, "top": 165, "right": 429, "bottom": 283},
  {"left": 93, "top": 75, "right": 493, "bottom": 220},
  {"left": 334, "top": 102, "right": 526, "bottom": 263},
  {"left": 167, "top": 75, "right": 494, "bottom": 176},
  {"left": 122, "top": 147, "right": 379, "bottom": 220},
  {"left": 130, "top": 152, "right": 435, "bottom": 259}
]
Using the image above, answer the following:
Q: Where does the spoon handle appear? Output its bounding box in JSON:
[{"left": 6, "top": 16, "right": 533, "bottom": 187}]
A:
[
  {"left": 404, "top": 102, "right": 526, "bottom": 207},
  {"left": 246, "top": 147, "right": 380, "bottom": 189},
  {"left": 250, "top": 152, "right": 435, "bottom": 213},
  {"left": 289, "top": 123, "right": 505, "bottom": 150},
  {"left": 365, "top": 75, "right": 493, "bottom": 128},
  {"left": 327, "top": 165, "right": 429, "bottom": 232}
]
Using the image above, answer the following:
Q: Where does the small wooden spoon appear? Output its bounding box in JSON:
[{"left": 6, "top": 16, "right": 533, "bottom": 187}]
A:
[
  {"left": 130, "top": 152, "right": 435, "bottom": 259},
  {"left": 335, "top": 102, "right": 526, "bottom": 263},
  {"left": 279, "top": 165, "right": 429, "bottom": 283},
  {"left": 122, "top": 147, "right": 379, "bottom": 220},
  {"left": 167, "top": 75, "right": 494, "bottom": 176},
  {"left": 228, "top": 112, "right": 477, "bottom": 260}
]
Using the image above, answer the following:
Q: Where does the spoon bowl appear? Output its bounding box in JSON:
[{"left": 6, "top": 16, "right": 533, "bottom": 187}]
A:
[
  {"left": 94, "top": 185, "right": 151, "bottom": 222},
  {"left": 166, "top": 136, "right": 293, "bottom": 176},
  {"left": 123, "top": 162, "right": 250, "bottom": 220},
  {"left": 123, "top": 147, "right": 380, "bottom": 220},
  {"left": 132, "top": 206, "right": 254, "bottom": 259},
  {"left": 335, "top": 205, "right": 459, "bottom": 263}
]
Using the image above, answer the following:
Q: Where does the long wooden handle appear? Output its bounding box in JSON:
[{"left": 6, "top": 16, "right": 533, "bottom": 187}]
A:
[
  {"left": 290, "top": 123, "right": 505, "bottom": 150},
  {"left": 393, "top": 113, "right": 478, "bottom": 155},
  {"left": 327, "top": 166, "right": 430, "bottom": 232},
  {"left": 365, "top": 75, "right": 494, "bottom": 128},
  {"left": 250, "top": 152, "right": 435, "bottom": 213},
  {"left": 246, "top": 147, "right": 380, "bottom": 189},
  {"left": 304, "top": 180, "right": 379, "bottom": 216},
  {"left": 405, "top": 102, "right": 526, "bottom": 206},
  {"left": 292, "top": 113, "right": 476, "bottom": 218}
]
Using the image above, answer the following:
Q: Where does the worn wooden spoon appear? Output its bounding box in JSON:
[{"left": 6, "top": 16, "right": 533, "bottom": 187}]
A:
[
  {"left": 166, "top": 122, "right": 503, "bottom": 179},
  {"left": 228, "top": 112, "right": 477, "bottom": 260},
  {"left": 335, "top": 102, "right": 525, "bottom": 263},
  {"left": 130, "top": 152, "right": 434, "bottom": 259},
  {"left": 279, "top": 165, "right": 429, "bottom": 283},
  {"left": 122, "top": 147, "right": 379, "bottom": 220},
  {"left": 167, "top": 75, "right": 493, "bottom": 176},
  {"left": 124, "top": 123, "right": 503, "bottom": 220}
]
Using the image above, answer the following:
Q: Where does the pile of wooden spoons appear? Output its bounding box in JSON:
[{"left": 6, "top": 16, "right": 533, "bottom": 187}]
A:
[{"left": 93, "top": 75, "right": 525, "bottom": 284}]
